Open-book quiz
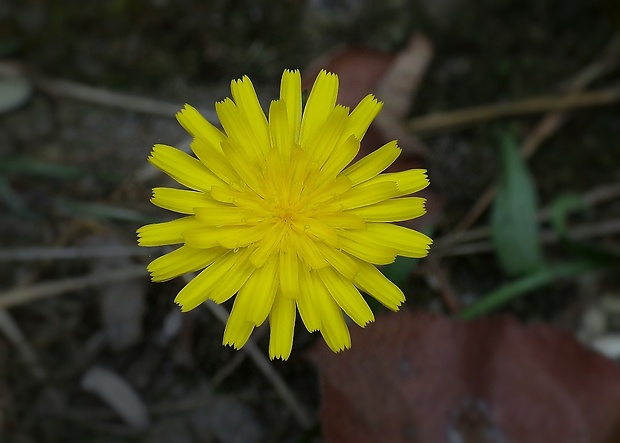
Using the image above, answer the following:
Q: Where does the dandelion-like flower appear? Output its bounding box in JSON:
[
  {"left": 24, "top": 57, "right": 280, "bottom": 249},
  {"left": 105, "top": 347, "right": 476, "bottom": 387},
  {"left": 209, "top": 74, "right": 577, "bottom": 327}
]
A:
[{"left": 137, "top": 70, "right": 432, "bottom": 359}]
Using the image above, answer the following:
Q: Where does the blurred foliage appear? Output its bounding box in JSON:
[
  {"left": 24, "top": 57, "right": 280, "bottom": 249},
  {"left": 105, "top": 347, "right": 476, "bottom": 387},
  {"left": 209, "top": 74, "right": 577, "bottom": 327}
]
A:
[
  {"left": 491, "top": 133, "right": 544, "bottom": 276},
  {"left": 5, "top": 0, "right": 310, "bottom": 86}
]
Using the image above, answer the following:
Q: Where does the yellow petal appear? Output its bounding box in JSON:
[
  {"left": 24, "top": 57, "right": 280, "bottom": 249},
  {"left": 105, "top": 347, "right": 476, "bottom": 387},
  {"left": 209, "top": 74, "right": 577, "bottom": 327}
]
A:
[
  {"left": 289, "top": 232, "right": 330, "bottom": 269},
  {"left": 223, "top": 298, "right": 255, "bottom": 350},
  {"left": 279, "top": 248, "right": 300, "bottom": 299},
  {"left": 300, "top": 70, "right": 339, "bottom": 146},
  {"left": 190, "top": 138, "right": 239, "bottom": 184},
  {"left": 268, "top": 99, "right": 292, "bottom": 161},
  {"left": 183, "top": 224, "right": 268, "bottom": 250},
  {"left": 221, "top": 139, "right": 267, "bottom": 197},
  {"left": 215, "top": 98, "right": 264, "bottom": 162},
  {"left": 137, "top": 216, "right": 203, "bottom": 246},
  {"left": 268, "top": 292, "right": 296, "bottom": 360},
  {"left": 237, "top": 256, "right": 278, "bottom": 325},
  {"left": 296, "top": 264, "right": 321, "bottom": 332},
  {"left": 299, "top": 175, "right": 352, "bottom": 208},
  {"left": 330, "top": 181, "right": 399, "bottom": 210},
  {"left": 249, "top": 223, "right": 285, "bottom": 268},
  {"left": 340, "top": 94, "right": 383, "bottom": 143},
  {"left": 312, "top": 211, "right": 366, "bottom": 230},
  {"left": 147, "top": 245, "right": 227, "bottom": 282},
  {"left": 347, "top": 197, "right": 426, "bottom": 222},
  {"left": 230, "top": 76, "right": 270, "bottom": 156},
  {"left": 194, "top": 205, "right": 263, "bottom": 226},
  {"left": 176, "top": 104, "right": 225, "bottom": 150},
  {"left": 353, "top": 261, "right": 405, "bottom": 311},
  {"left": 280, "top": 69, "right": 302, "bottom": 144},
  {"left": 303, "top": 105, "right": 348, "bottom": 166},
  {"left": 292, "top": 217, "right": 338, "bottom": 247},
  {"left": 148, "top": 144, "right": 224, "bottom": 192},
  {"left": 174, "top": 248, "right": 253, "bottom": 310},
  {"left": 208, "top": 254, "right": 256, "bottom": 304},
  {"left": 311, "top": 271, "right": 351, "bottom": 352},
  {"left": 337, "top": 229, "right": 398, "bottom": 265},
  {"left": 315, "top": 242, "right": 359, "bottom": 280},
  {"left": 361, "top": 169, "right": 429, "bottom": 196},
  {"left": 317, "top": 267, "right": 374, "bottom": 327},
  {"left": 341, "top": 140, "right": 401, "bottom": 185},
  {"left": 151, "top": 187, "right": 218, "bottom": 215},
  {"left": 318, "top": 135, "right": 360, "bottom": 183},
  {"left": 209, "top": 185, "right": 269, "bottom": 214},
  {"left": 365, "top": 223, "right": 433, "bottom": 258}
]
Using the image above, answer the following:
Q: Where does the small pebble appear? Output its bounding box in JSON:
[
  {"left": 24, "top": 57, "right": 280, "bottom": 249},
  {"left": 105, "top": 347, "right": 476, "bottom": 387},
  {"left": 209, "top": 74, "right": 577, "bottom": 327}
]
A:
[
  {"left": 579, "top": 306, "right": 607, "bottom": 339},
  {"left": 591, "top": 334, "right": 620, "bottom": 360},
  {"left": 599, "top": 295, "right": 620, "bottom": 314}
]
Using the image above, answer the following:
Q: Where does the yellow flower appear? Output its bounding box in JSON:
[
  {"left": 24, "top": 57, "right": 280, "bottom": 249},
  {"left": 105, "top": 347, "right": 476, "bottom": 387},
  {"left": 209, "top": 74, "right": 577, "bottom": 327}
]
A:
[{"left": 137, "top": 69, "right": 432, "bottom": 360}]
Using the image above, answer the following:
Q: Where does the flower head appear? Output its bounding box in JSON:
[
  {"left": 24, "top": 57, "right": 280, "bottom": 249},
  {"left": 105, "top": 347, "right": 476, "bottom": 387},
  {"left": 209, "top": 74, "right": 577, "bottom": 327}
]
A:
[{"left": 137, "top": 70, "right": 431, "bottom": 359}]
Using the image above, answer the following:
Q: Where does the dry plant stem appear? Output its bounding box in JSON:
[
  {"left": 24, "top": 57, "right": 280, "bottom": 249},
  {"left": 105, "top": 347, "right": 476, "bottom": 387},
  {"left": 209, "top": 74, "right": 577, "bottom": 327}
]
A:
[
  {"left": 0, "top": 61, "right": 218, "bottom": 120},
  {"left": 0, "top": 265, "right": 147, "bottom": 309},
  {"left": 188, "top": 285, "right": 314, "bottom": 430},
  {"left": 408, "top": 86, "right": 620, "bottom": 134},
  {"left": 211, "top": 351, "right": 249, "bottom": 386},
  {"left": 0, "top": 245, "right": 153, "bottom": 262},
  {"left": 436, "top": 181, "right": 620, "bottom": 248},
  {"left": 437, "top": 217, "right": 620, "bottom": 257},
  {"left": 211, "top": 325, "right": 268, "bottom": 386},
  {"left": 0, "top": 310, "right": 46, "bottom": 380},
  {"left": 39, "top": 77, "right": 219, "bottom": 121},
  {"left": 444, "top": 34, "right": 620, "bottom": 243},
  {"left": 424, "top": 257, "right": 461, "bottom": 313}
]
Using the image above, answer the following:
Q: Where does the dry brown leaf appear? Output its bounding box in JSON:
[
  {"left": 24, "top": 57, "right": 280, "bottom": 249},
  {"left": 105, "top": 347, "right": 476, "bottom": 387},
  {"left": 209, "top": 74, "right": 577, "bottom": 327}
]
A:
[
  {"left": 303, "top": 35, "right": 442, "bottom": 228},
  {"left": 303, "top": 34, "right": 432, "bottom": 159},
  {"left": 309, "top": 311, "right": 620, "bottom": 443}
]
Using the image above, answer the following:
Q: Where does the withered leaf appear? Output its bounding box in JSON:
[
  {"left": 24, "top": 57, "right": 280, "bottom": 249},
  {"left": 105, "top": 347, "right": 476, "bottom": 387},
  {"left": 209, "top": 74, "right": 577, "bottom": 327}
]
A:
[{"left": 309, "top": 312, "right": 620, "bottom": 443}]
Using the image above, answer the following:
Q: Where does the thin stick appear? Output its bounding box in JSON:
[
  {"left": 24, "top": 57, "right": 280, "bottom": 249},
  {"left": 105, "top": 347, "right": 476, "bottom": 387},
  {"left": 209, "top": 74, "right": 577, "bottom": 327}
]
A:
[
  {"left": 444, "top": 33, "right": 620, "bottom": 243},
  {"left": 408, "top": 86, "right": 620, "bottom": 134},
  {"left": 436, "top": 181, "right": 620, "bottom": 247},
  {"left": 187, "top": 280, "right": 314, "bottom": 430},
  {"left": 39, "top": 77, "right": 218, "bottom": 121},
  {"left": 0, "top": 265, "right": 147, "bottom": 309},
  {"left": 0, "top": 310, "right": 46, "bottom": 380},
  {"left": 0, "top": 61, "right": 217, "bottom": 120},
  {"left": 437, "top": 217, "right": 620, "bottom": 257},
  {"left": 0, "top": 245, "right": 155, "bottom": 262}
]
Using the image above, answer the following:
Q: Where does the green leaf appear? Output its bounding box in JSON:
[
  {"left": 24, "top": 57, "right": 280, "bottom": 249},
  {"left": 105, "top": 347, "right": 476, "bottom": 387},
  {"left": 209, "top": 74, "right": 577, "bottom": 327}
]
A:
[
  {"left": 549, "top": 193, "right": 589, "bottom": 238},
  {"left": 0, "top": 156, "right": 84, "bottom": 180},
  {"left": 459, "top": 260, "right": 597, "bottom": 319},
  {"left": 491, "top": 133, "right": 544, "bottom": 276},
  {"left": 550, "top": 193, "right": 620, "bottom": 267}
]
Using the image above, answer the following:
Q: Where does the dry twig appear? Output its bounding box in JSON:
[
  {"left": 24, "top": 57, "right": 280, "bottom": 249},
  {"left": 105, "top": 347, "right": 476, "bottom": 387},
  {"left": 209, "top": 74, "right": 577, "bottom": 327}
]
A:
[
  {"left": 436, "top": 181, "right": 620, "bottom": 248},
  {"left": 192, "top": 292, "right": 315, "bottom": 431},
  {"left": 0, "top": 245, "right": 153, "bottom": 262},
  {"left": 408, "top": 86, "right": 620, "bottom": 134},
  {"left": 437, "top": 217, "right": 620, "bottom": 257},
  {"left": 444, "top": 33, "right": 620, "bottom": 243},
  {"left": 0, "top": 265, "right": 147, "bottom": 309}
]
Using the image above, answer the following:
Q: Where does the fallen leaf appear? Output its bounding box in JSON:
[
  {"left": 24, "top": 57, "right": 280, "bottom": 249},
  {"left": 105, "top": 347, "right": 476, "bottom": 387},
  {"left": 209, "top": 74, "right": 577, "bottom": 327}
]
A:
[
  {"left": 303, "top": 35, "right": 442, "bottom": 231},
  {"left": 303, "top": 34, "right": 432, "bottom": 159},
  {"left": 309, "top": 311, "right": 620, "bottom": 443},
  {"left": 86, "top": 235, "right": 146, "bottom": 351},
  {"left": 81, "top": 365, "right": 150, "bottom": 431},
  {"left": 491, "top": 133, "right": 544, "bottom": 276}
]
